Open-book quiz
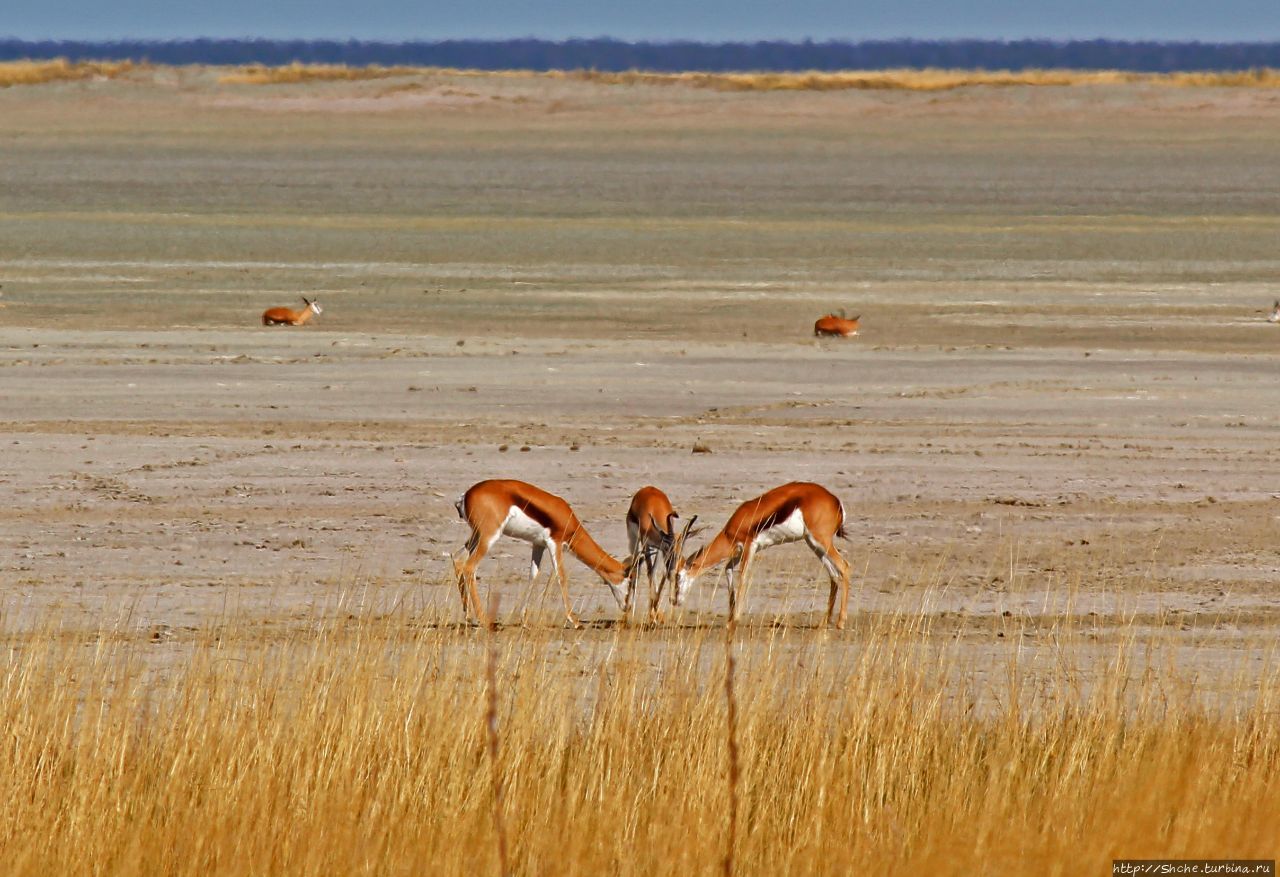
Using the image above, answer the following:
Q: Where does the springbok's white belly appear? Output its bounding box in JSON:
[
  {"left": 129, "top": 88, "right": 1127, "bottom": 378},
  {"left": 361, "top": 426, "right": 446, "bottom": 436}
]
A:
[
  {"left": 752, "top": 508, "right": 807, "bottom": 550},
  {"left": 494, "top": 506, "right": 554, "bottom": 548}
]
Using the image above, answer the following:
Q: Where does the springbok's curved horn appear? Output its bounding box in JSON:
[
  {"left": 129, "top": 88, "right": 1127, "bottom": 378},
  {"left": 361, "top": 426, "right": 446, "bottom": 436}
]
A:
[
  {"left": 648, "top": 514, "right": 674, "bottom": 541},
  {"left": 677, "top": 515, "right": 699, "bottom": 544}
]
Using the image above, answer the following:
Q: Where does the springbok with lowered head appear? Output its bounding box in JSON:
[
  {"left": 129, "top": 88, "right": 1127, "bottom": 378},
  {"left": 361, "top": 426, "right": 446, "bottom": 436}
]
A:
[
  {"left": 262, "top": 296, "right": 322, "bottom": 326},
  {"left": 453, "top": 479, "right": 629, "bottom": 628},
  {"left": 624, "top": 486, "right": 698, "bottom": 621},
  {"left": 674, "top": 481, "right": 852, "bottom": 628}
]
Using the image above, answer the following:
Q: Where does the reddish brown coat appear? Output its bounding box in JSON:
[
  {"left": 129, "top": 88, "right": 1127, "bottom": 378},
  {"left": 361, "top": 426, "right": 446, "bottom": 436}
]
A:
[{"left": 814, "top": 314, "right": 860, "bottom": 337}]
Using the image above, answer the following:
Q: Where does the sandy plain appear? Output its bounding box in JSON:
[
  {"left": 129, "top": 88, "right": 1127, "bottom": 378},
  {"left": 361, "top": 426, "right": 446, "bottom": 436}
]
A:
[{"left": 0, "top": 68, "right": 1277, "bottom": 695}]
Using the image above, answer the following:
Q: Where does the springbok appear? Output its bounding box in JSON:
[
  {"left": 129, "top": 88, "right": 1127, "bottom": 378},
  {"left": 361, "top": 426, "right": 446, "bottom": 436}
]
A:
[
  {"left": 262, "top": 297, "right": 322, "bottom": 326},
  {"left": 814, "top": 313, "right": 860, "bottom": 337},
  {"left": 1269, "top": 300, "right": 1280, "bottom": 323},
  {"left": 453, "top": 479, "right": 628, "bottom": 628},
  {"left": 674, "top": 482, "right": 852, "bottom": 628},
  {"left": 624, "top": 486, "right": 697, "bottom": 621}
]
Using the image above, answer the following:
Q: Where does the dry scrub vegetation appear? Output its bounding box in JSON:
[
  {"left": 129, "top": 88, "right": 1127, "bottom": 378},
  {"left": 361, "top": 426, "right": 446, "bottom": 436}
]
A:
[
  {"left": 4, "top": 60, "right": 1279, "bottom": 91},
  {"left": 571, "top": 67, "right": 1280, "bottom": 90},
  {"left": 211, "top": 63, "right": 1280, "bottom": 91},
  {"left": 216, "top": 63, "right": 551, "bottom": 84},
  {"left": 0, "top": 59, "right": 144, "bottom": 87},
  {"left": 218, "top": 63, "right": 425, "bottom": 85},
  {"left": 1, "top": 601, "right": 1275, "bottom": 876}
]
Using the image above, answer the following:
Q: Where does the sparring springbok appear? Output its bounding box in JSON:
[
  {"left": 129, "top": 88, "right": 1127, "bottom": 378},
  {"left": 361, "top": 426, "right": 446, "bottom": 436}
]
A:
[
  {"left": 453, "top": 479, "right": 628, "bottom": 628},
  {"left": 262, "top": 296, "right": 322, "bottom": 326},
  {"left": 624, "top": 486, "right": 698, "bottom": 621},
  {"left": 814, "top": 313, "right": 860, "bottom": 337},
  {"left": 674, "top": 482, "right": 852, "bottom": 628},
  {"left": 1269, "top": 300, "right": 1280, "bottom": 323}
]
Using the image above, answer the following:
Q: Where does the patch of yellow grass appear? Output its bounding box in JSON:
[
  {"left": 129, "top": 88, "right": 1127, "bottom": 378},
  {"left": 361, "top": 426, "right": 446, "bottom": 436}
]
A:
[
  {"left": 217, "top": 63, "right": 551, "bottom": 85},
  {"left": 1166, "top": 68, "right": 1280, "bottom": 87},
  {"left": 0, "top": 59, "right": 142, "bottom": 88},
  {"left": 212, "top": 63, "right": 1280, "bottom": 92},
  {"left": 5, "top": 61, "right": 1280, "bottom": 91},
  {"left": 218, "top": 62, "right": 423, "bottom": 85},
  {"left": 572, "top": 67, "right": 1280, "bottom": 91},
  {"left": 0, "top": 603, "right": 1275, "bottom": 875}
]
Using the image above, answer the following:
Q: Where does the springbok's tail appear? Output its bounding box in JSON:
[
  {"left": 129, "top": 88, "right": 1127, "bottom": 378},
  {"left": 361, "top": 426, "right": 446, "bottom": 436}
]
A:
[
  {"left": 836, "top": 498, "right": 849, "bottom": 540},
  {"left": 454, "top": 496, "right": 466, "bottom": 519}
]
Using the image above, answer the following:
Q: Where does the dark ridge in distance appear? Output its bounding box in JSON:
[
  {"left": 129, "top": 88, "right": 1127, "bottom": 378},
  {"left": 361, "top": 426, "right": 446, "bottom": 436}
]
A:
[{"left": 2, "top": 38, "right": 1280, "bottom": 72}]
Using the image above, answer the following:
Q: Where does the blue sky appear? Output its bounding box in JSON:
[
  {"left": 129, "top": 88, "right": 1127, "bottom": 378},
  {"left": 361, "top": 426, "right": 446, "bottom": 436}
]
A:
[{"left": 5, "top": 0, "right": 1280, "bottom": 41}]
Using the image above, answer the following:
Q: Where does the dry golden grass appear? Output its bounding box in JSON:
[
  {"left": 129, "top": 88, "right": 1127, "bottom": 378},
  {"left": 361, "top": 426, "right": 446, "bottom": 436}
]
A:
[
  {"left": 0, "top": 59, "right": 143, "bottom": 87},
  {"left": 0, "top": 598, "right": 1275, "bottom": 876},
  {"left": 572, "top": 67, "right": 1280, "bottom": 91},
  {"left": 218, "top": 63, "right": 423, "bottom": 85},
  {"left": 217, "top": 64, "right": 548, "bottom": 85},
  {"left": 214, "top": 64, "right": 1280, "bottom": 91},
  {"left": 569, "top": 68, "right": 1135, "bottom": 91},
  {"left": 4, "top": 60, "right": 1277, "bottom": 91},
  {"left": 3, "top": 61, "right": 1279, "bottom": 91},
  {"left": 1165, "top": 68, "right": 1280, "bottom": 87}
]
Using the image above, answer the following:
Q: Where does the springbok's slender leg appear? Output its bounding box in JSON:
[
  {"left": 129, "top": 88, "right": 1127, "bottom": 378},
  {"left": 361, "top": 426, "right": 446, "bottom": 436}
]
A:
[
  {"left": 453, "top": 531, "right": 479, "bottom": 617},
  {"left": 836, "top": 547, "right": 852, "bottom": 629},
  {"left": 642, "top": 547, "right": 659, "bottom": 620},
  {"left": 736, "top": 544, "right": 757, "bottom": 625},
  {"left": 550, "top": 542, "right": 581, "bottom": 629},
  {"left": 805, "top": 531, "right": 851, "bottom": 629},
  {"left": 725, "top": 544, "right": 754, "bottom": 626},
  {"left": 624, "top": 528, "right": 641, "bottom": 617},
  {"left": 515, "top": 542, "right": 549, "bottom": 625},
  {"left": 649, "top": 548, "right": 669, "bottom": 622},
  {"left": 454, "top": 530, "right": 491, "bottom": 625},
  {"left": 530, "top": 544, "right": 546, "bottom": 581},
  {"left": 624, "top": 567, "right": 637, "bottom": 617}
]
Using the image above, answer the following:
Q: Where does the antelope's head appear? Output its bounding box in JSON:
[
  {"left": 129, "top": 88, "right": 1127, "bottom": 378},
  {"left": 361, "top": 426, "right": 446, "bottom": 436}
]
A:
[
  {"left": 673, "top": 563, "right": 694, "bottom": 607},
  {"left": 671, "top": 518, "right": 712, "bottom": 607},
  {"left": 673, "top": 539, "right": 745, "bottom": 607},
  {"left": 303, "top": 297, "right": 323, "bottom": 315},
  {"left": 663, "top": 515, "right": 700, "bottom": 585}
]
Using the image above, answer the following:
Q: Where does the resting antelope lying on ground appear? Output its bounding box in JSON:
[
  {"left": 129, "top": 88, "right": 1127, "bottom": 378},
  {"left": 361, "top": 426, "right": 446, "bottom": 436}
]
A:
[
  {"left": 453, "top": 479, "right": 628, "bottom": 628},
  {"left": 814, "top": 313, "right": 860, "bottom": 337},
  {"left": 674, "top": 481, "right": 852, "bottom": 628},
  {"left": 262, "top": 297, "right": 322, "bottom": 326},
  {"left": 624, "top": 486, "right": 697, "bottom": 621}
]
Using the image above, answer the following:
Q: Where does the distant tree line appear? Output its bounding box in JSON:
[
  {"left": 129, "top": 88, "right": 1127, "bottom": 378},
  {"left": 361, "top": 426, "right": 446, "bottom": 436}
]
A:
[{"left": 2, "top": 38, "right": 1279, "bottom": 72}]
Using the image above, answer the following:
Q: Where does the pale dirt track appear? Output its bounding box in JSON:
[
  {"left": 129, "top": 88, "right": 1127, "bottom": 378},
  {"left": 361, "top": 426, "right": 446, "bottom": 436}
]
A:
[{"left": 0, "top": 71, "right": 1277, "bottom": 691}]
